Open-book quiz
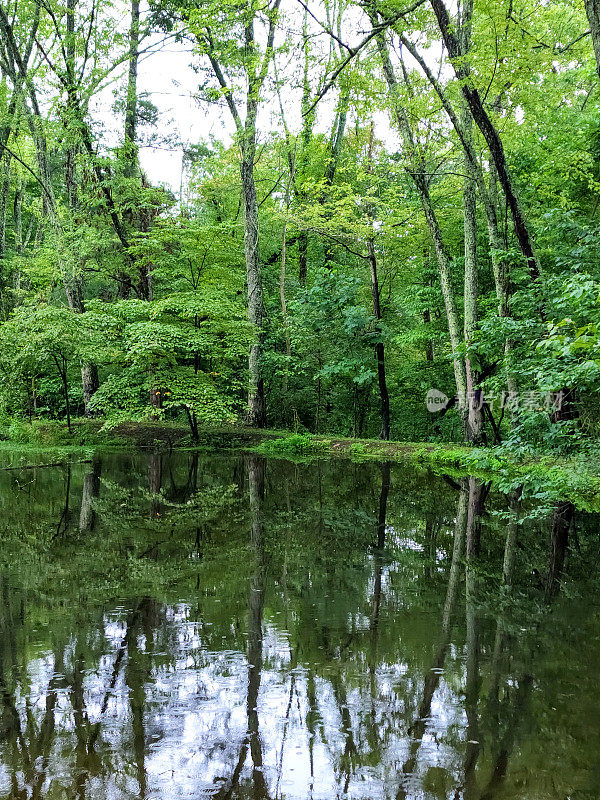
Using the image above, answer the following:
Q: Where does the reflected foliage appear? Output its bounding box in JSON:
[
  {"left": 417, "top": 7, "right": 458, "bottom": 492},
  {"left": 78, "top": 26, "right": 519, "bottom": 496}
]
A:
[{"left": 0, "top": 453, "right": 598, "bottom": 798}]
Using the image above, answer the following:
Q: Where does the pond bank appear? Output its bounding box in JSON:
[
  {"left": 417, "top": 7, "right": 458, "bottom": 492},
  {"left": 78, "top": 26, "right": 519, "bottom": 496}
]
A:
[{"left": 1, "top": 419, "right": 599, "bottom": 509}]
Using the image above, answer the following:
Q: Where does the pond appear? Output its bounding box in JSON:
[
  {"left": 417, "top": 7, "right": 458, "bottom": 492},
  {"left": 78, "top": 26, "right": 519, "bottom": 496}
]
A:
[{"left": 0, "top": 450, "right": 598, "bottom": 799}]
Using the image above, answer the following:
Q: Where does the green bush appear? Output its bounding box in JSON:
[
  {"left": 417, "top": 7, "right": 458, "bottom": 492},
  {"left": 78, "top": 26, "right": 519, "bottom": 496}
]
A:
[{"left": 256, "top": 433, "right": 329, "bottom": 456}]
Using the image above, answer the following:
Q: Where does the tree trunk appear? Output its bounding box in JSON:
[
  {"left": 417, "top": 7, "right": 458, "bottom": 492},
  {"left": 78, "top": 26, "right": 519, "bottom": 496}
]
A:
[
  {"left": 371, "top": 22, "right": 467, "bottom": 414},
  {"left": 81, "top": 362, "right": 99, "bottom": 414},
  {"left": 79, "top": 458, "right": 101, "bottom": 532},
  {"left": 418, "top": 180, "right": 468, "bottom": 408},
  {"left": 584, "top": 0, "right": 600, "bottom": 83},
  {"left": 64, "top": 275, "right": 100, "bottom": 414},
  {"left": 0, "top": 152, "right": 10, "bottom": 262},
  {"left": 368, "top": 241, "right": 391, "bottom": 441},
  {"left": 241, "top": 122, "right": 267, "bottom": 427},
  {"left": 396, "top": 24, "right": 519, "bottom": 409},
  {"left": 247, "top": 454, "right": 268, "bottom": 796},
  {"left": 366, "top": 124, "right": 391, "bottom": 440},
  {"left": 464, "top": 478, "right": 482, "bottom": 794},
  {"left": 545, "top": 501, "right": 575, "bottom": 599},
  {"left": 124, "top": 0, "right": 140, "bottom": 177},
  {"left": 322, "top": 90, "right": 349, "bottom": 269},
  {"left": 59, "top": 360, "right": 71, "bottom": 433},
  {"left": 62, "top": 0, "right": 100, "bottom": 415},
  {"left": 13, "top": 171, "right": 23, "bottom": 254},
  {"left": 429, "top": 0, "right": 541, "bottom": 284},
  {"left": 122, "top": 0, "right": 154, "bottom": 301},
  {"left": 298, "top": 231, "right": 308, "bottom": 286},
  {"left": 462, "top": 106, "right": 485, "bottom": 445},
  {"left": 298, "top": 8, "right": 312, "bottom": 288}
]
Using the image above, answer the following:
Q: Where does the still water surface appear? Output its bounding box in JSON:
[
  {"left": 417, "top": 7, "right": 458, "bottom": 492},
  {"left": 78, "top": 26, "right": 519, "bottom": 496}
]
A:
[{"left": 0, "top": 451, "right": 598, "bottom": 799}]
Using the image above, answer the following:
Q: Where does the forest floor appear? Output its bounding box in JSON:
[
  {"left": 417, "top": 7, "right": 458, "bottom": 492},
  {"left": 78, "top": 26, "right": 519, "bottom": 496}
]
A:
[{"left": 0, "top": 419, "right": 599, "bottom": 509}]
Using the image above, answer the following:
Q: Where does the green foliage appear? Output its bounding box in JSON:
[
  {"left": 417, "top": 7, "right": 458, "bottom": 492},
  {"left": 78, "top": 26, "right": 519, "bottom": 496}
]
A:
[
  {"left": 0, "top": 0, "right": 599, "bottom": 459},
  {"left": 254, "top": 432, "right": 330, "bottom": 458}
]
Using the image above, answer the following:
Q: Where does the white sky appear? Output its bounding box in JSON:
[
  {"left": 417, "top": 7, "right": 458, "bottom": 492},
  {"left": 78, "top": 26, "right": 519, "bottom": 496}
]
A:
[{"left": 91, "top": 0, "right": 399, "bottom": 193}]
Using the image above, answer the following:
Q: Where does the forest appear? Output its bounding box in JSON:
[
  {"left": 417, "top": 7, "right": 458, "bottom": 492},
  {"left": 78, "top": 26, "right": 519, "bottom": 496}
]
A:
[{"left": 0, "top": 0, "right": 599, "bottom": 455}]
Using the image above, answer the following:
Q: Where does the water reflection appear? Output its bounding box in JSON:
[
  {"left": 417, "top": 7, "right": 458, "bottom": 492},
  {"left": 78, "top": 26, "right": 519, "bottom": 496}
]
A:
[{"left": 0, "top": 451, "right": 598, "bottom": 798}]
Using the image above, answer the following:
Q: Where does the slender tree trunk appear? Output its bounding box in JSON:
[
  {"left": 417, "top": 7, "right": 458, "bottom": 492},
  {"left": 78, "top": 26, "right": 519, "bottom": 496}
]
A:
[
  {"left": 241, "top": 119, "right": 267, "bottom": 427},
  {"left": 62, "top": 0, "right": 99, "bottom": 414},
  {"left": 422, "top": 255, "right": 435, "bottom": 362},
  {"left": 545, "top": 501, "right": 575, "bottom": 599},
  {"left": 464, "top": 477, "right": 483, "bottom": 797},
  {"left": 247, "top": 454, "right": 268, "bottom": 796},
  {"left": 79, "top": 458, "right": 101, "bottom": 532},
  {"left": 279, "top": 154, "right": 294, "bottom": 400},
  {"left": 298, "top": 231, "right": 308, "bottom": 286},
  {"left": 298, "top": 8, "right": 312, "bottom": 287},
  {"left": 13, "top": 170, "right": 23, "bottom": 254},
  {"left": 418, "top": 181, "right": 468, "bottom": 408},
  {"left": 429, "top": 0, "right": 541, "bottom": 284},
  {"left": 59, "top": 360, "right": 71, "bottom": 432},
  {"left": 368, "top": 240, "right": 391, "bottom": 440},
  {"left": 64, "top": 275, "right": 100, "bottom": 413},
  {"left": 0, "top": 153, "right": 10, "bottom": 262},
  {"left": 366, "top": 124, "right": 391, "bottom": 440},
  {"left": 463, "top": 109, "right": 485, "bottom": 445},
  {"left": 322, "top": 90, "right": 349, "bottom": 269},
  {"left": 81, "top": 362, "right": 99, "bottom": 413},
  {"left": 204, "top": 8, "right": 280, "bottom": 428},
  {"left": 122, "top": 0, "right": 153, "bottom": 301},
  {"left": 370, "top": 22, "right": 467, "bottom": 414},
  {"left": 124, "top": 0, "right": 140, "bottom": 177},
  {"left": 114, "top": 0, "right": 139, "bottom": 300},
  {"left": 396, "top": 20, "right": 521, "bottom": 421}
]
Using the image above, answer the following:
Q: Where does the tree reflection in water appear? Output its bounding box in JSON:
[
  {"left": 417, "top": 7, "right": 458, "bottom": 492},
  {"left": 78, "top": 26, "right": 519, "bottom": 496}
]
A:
[{"left": 0, "top": 451, "right": 597, "bottom": 799}]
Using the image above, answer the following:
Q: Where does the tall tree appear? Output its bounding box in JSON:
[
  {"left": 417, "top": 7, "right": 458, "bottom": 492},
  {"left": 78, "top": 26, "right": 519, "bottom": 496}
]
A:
[{"left": 192, "top": 0, "right": 282, "bottom": 427}]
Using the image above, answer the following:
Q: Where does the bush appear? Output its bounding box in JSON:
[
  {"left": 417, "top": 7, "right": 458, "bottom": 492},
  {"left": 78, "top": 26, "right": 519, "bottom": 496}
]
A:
[{"left": 256, "top": 433, "right": 329, "bottom": 457}]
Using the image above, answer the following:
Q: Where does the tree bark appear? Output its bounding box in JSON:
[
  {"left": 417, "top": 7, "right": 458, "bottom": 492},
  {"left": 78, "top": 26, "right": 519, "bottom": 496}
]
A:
[
  {"left": 0, "top": 152, "right": 10, "bottom": 262},
  {"left": 241, "top": 123, "right": 267, "bottom": 427},
  {"left": 429, "top": 0, "right": 541, "bottom": 284},
  {"left": 205, "top": 7, "right": 279, "bottom": 427},
  {"left": 418, "top": 180, "right": 468, "bottom": 408},
  {"left": 64, "top": 274, "right": 100, "bottom": 414},
  {"left": 79, "top": 458, "right": 101, "bottom": 532},
  {"left": 63, "top": 0, "right": 100, "bottom": 414},
  {"left": 13, "top": 170, "right": 23, "bottom": 254},
  {"left": 459, "top": 3, "right": 485, "bottom": 446},
  {"left": 366, "top": 125, "right": 391, "bottom": 440},
  {"left": 545, "top": 501, "right": 575, "bottom": 599},
  {"left": 584, "top": 0, "right": 600, "bottom": 83},
  {"left": 370, "top": 19, "right": 467, "bottom": 413},
  {"left": 124, "top": 0, "right": 140, "bottom": 177},
  {"left": 395, "top": 27, "right": 519, "bottom": 409}
]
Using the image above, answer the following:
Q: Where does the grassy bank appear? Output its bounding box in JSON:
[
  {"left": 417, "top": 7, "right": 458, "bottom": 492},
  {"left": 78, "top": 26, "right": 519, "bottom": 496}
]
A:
[{"left": 1, "top": 418, "right": 599, "bottom": 510}]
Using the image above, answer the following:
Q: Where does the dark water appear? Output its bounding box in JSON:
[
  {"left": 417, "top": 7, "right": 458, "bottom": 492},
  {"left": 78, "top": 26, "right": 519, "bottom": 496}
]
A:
[{"left": 0, "top": 451, "right": 599, "bottom": 799}]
